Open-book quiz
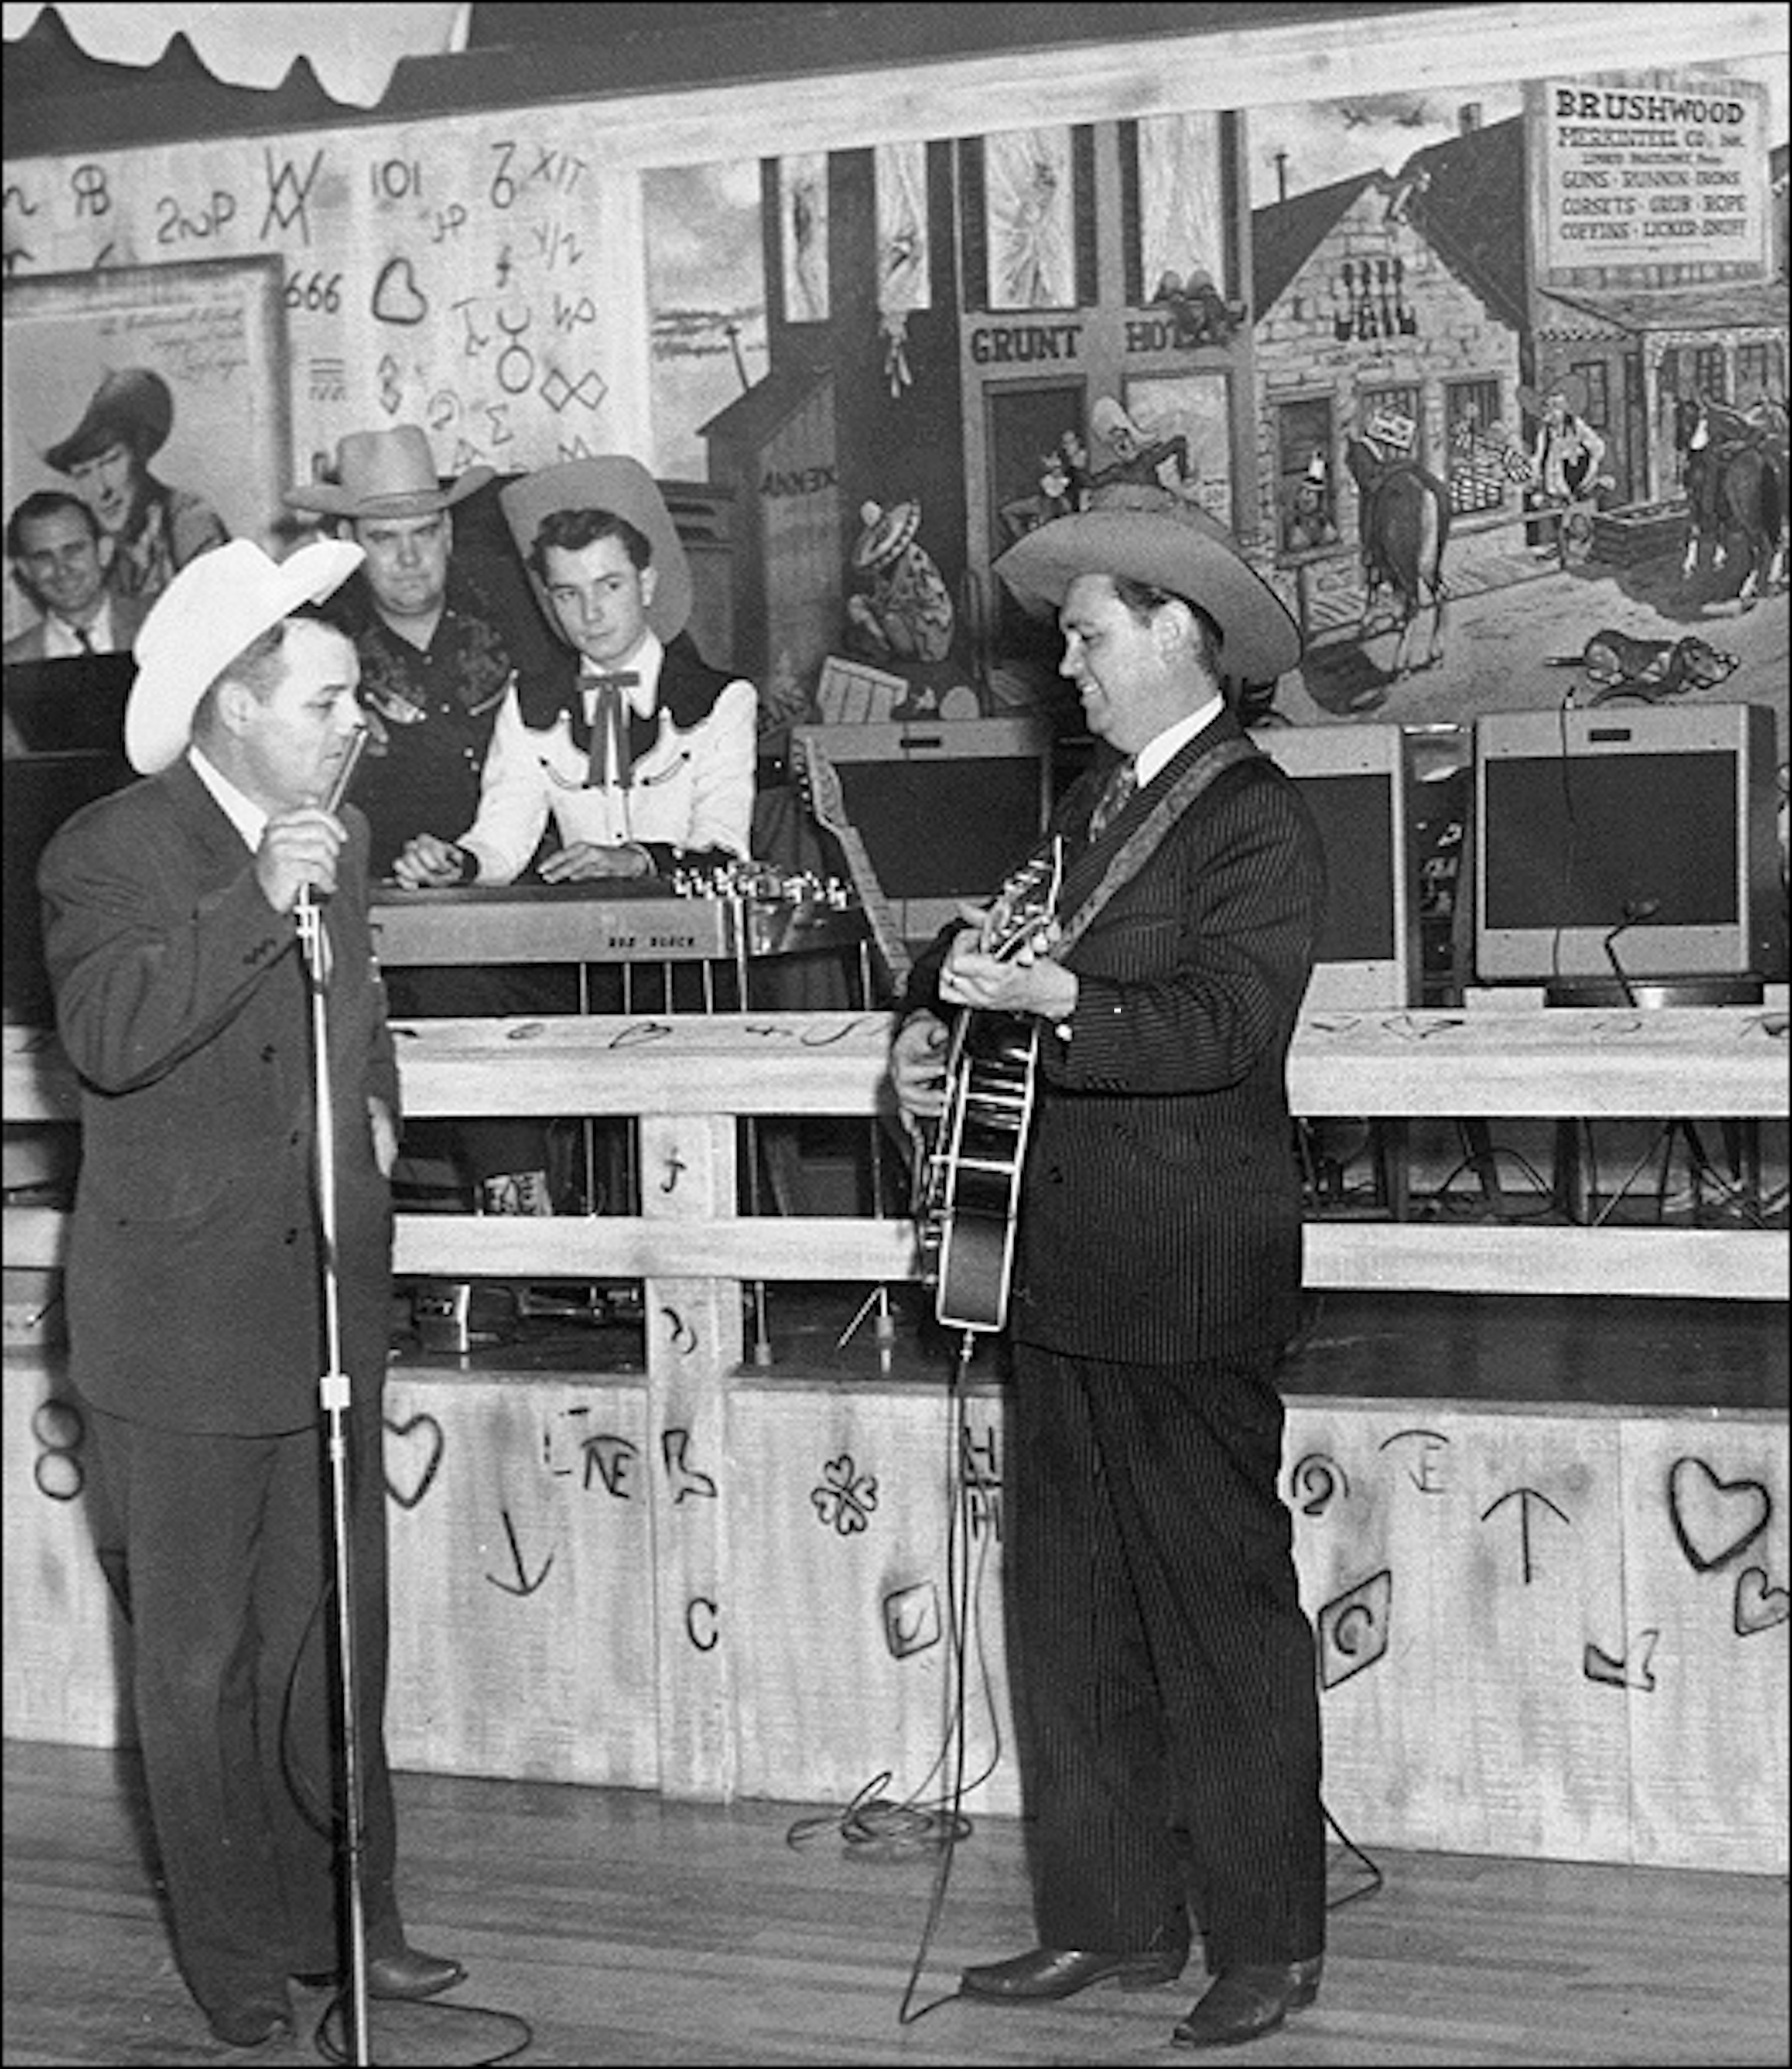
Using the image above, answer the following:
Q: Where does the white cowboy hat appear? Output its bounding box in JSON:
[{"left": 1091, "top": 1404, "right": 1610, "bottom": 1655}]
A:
[
  {"left": 995, "top": 504, "right": 1301, "bottom": 683},
  {"left": 284, "top": 424, "right": 494, "bottom": 520},
  {"left": 499, "top": 455, "right": 692, "bottom": 643},
  {"left": 125, "top": 538, "right": 365, "bottom": 774}
]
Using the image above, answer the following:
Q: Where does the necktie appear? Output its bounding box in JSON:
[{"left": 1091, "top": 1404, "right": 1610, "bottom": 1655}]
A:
[
  {"left": 1087, "top": 758, "right": 1137, "bottom": 843},
  {"left": 583, "top": 671, "right": 642, "bottom": 789},
  {"left": 72, "top": 623, "right": 94, "bottom": 653}
]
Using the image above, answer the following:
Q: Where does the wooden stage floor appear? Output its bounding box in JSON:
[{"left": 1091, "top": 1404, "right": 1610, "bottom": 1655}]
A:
[{"left": 4, "top": 1739, "right": 1786, "bottom": 2067}]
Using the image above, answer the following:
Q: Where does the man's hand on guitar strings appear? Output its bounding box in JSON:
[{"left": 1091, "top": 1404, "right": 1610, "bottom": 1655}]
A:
[
  {"left": 889, "top": 1012, "right": 950, "bottom": 1121},
  {"left": 939, "top": 935, "right": 1078, "bottom": 1026}
]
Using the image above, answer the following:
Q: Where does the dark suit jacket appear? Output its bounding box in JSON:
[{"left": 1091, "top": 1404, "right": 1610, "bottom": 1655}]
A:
[
  {"left": 912, "top": 710, "right": 1326, "bottom": 1364},
  {"left": 38, "top": 758, "right": 399, "bottom": 1434},
  {"left": 2, "top": 592, "right": 152, "bottom": 665}
]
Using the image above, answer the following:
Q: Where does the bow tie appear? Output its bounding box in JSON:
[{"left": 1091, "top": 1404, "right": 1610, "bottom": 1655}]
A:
[{"left": 582, "top": 670, "right": 644, "bottom": 789}]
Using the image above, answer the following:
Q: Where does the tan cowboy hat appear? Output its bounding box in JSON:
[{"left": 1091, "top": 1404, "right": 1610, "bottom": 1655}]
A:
[
  {"left": 1516, "top": 373, "right": 1589, "bottom": 420},
  {"left": 45, "top": 368, "right": 174, "bottom": 473},
  {"left": 284, "top": 424, "right": 494, "bottom": 520},
  {"left": 995, "top": 504, "right": 1302, "bottom": 683},
  {"left": 125, "top": 538, "right": 365, "bottom": 774},
  {"left": 852, "top": 499, "right": 921, "bottom": 571},
  {"left": 499, "top": 455, "right": 692, "bottom": 643}
]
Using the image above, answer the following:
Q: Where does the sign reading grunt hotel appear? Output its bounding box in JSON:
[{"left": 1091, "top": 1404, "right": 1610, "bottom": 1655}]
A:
[{"left": 1531, "top": 72, "right": 1770, "bottom": 279}]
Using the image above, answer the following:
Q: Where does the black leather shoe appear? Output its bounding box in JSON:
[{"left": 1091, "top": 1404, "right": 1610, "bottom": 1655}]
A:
[
  {"left": 1171, "top": 1957, "right": 1324, "bottom": 2047},
  {"left": 206, "top": 2001, "right": 294, "bottom": 2049},
  {"left": 962, "top": 1927, "right": 1189, "bottom": 2002},
  {"left": 292, "top": 1947, "right": 467, "bottom": 2001}
]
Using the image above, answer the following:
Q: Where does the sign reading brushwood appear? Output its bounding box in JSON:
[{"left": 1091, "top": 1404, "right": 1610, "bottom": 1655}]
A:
[{"left": 1531, "top": 73, "right": 1771, "bottom": 279}]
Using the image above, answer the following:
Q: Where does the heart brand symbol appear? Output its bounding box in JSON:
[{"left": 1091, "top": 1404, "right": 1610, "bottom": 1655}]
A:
[
  {"left": 1733, "top": 1566, "right": 1790, "bottom": 1636},
  {"left": 384, "top": 1412, "right": 445, "bottom": 1510},
  {"left": 1667, "top": 1456, "right": 1769, "bottom": 1573}
]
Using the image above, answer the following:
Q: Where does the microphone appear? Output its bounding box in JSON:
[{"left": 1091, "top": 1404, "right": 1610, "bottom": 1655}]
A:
[
  {"left": 297, "top": 724, "right": 369, "bottom": 913},
  {"left": 1602, "top": 896, "right": 1661, "bottom": 1006}
]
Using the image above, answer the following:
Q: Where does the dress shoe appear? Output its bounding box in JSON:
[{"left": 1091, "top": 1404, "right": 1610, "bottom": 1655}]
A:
[
  {"left": 1171, "top": 1956, "right": 1324, "bottom": 2047},
  {"left": 206, "top": 2001, "right": 294, "bottom": 2049},
  {"left": 962, "top": 1926, "right": 1190, "bottom": 2002},
  {"left": 292, "top": 1946, "right": 467, "bottom": 2001}
]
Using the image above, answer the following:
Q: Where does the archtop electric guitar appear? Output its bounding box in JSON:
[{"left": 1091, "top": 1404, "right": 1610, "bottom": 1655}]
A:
[{"left": 916, "top": 837, "right": 1065, "bottom": 1336}]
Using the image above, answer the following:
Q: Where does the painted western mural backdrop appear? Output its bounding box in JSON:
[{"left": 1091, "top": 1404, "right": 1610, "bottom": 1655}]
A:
[{"left": 4, "top": 46, "right": 1786, "bottom": 960}]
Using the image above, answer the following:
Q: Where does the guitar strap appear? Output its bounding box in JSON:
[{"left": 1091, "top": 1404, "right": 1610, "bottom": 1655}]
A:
[{"left": 1052, "top": 734, "right": 1259, "bottom": 962}]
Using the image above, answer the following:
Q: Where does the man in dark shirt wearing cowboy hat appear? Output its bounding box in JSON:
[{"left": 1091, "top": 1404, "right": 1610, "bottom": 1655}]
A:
[
  {"left": 890, "top": 500, "right": 1329, "bottom": 2049},
  {"left": 45, "top": 366, "right": 230, "bottom": 603},
  {"left": 285, "top": 423, "right": 558, "bottom": 1215}
]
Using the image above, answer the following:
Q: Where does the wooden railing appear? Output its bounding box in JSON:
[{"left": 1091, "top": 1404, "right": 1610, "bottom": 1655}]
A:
[
  {"left": 6, "top": 999, "right": 1786, "bottom": 1306},
  {"left": 6, "top": 1003, "right": 1785, "bottom": 1861}
]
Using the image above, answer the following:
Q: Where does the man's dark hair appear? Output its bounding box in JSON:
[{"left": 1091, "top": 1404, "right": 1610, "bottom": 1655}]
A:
[
  {"left": 527, "top": 507, "right": 652, "bottom": 582},
  {"left": 1113, "top": 575, "right": 1223, "bottom": 674},
  {"left": 6, "top": 490, "right": 102, "bottom": 561}
]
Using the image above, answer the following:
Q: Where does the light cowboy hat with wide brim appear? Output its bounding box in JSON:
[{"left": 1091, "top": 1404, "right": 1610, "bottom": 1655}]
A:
[
  {"left": 45, "top": 367, "right": 175, "bottom": 473},
  {"left": 125, "top": 538, "right": 365, "bottom": 775},
  {"left": 852, "top": 499, "right": 921, "bottom": 571},
  {"left": 284, "top": 424, "right": 494, "bottom": 520},
  {"left": 499, "top": 455, "right": 694, "bottom": 644},
  {"left": 995, "top": 503, "right": 1302, "bottom": 683}
]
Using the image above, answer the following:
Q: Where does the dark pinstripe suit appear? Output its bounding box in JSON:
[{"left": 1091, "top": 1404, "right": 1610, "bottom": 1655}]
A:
[{"left": 916, "top": 708, "right": 1328, "bottom": 1975}]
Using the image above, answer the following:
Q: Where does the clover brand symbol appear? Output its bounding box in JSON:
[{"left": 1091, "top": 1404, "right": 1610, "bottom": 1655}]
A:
[{"left": 810, "top": 1452, "right": 879, "bottom": 1535}]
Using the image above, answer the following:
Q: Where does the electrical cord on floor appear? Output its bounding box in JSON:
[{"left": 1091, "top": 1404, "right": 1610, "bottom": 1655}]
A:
[
  {"left": 278, "top": 1584, "right": 533, "bottom": 2067},
  {"left": 783, "top": 1328, "right": 1004, "bottom": 2025},
  {"left": 784, "top": 1767, "right": 975, "bottom": 1862},
  {"left": 1323, "top": 1798, "right": 1385, "bottom": 1912},
  {"left": 310, "top": 1990, "right": 534, "bottom": 2067}
]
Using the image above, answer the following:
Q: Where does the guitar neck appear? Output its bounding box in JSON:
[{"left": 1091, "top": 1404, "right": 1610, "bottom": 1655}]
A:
[{"left": 795, "top": 738, "right": 914, "bottom": 996}]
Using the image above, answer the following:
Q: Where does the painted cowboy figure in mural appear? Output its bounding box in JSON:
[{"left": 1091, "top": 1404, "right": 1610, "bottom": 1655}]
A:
[
  {"left": 1081, "top": 395, "right": 1201, "bottom": 512},
  {"left": 44, "top": 367, "right": 231, "bottom": 604},
  {"left": 845, "top": 495, "right": 978, "bottom": 716},
  {"left": 1343, "top": 408, "right": 1450, "bottom": 679},
  {"left": 1517, "top": 373, "right": 1610, "bottom": 566}
]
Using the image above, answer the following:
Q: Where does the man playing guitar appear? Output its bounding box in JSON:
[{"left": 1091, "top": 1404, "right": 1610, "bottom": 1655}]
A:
[{"left": 889, "top": 499, "right": 1329, "bottom": 2051}]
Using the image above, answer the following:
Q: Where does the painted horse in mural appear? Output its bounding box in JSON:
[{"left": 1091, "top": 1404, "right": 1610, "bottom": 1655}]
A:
[
  {"left": 1675, "top": 392, "right": 1789, "bottom": 603},
  {"left": 1343, "top": 435, "right": 1452, "bottom": 677}
]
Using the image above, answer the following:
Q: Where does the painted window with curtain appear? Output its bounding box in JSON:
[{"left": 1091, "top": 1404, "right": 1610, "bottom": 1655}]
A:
[
  {"left": 875, "top": 139, "right": 929, "bottom": 396},
  {"left": 780, "top": 154, "right": 830, "bottom": 323},
  {"left": 1135, "top": 111, "right": 1228, "bottom": 311},
  {"left": 984, "top": 126, "right": 1075, "bottom": 311}
]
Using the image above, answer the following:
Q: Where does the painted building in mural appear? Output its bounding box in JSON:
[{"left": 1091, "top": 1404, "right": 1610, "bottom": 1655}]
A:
[
  {"left": 1248, "top": 130, "right": 1526, "bottom": 651},
  {"left": 701, "top": 115, "right": 1263, "bottom": 710},
  {"left": 1522, "top": 72, "right": 1784, "bottom": 521}
]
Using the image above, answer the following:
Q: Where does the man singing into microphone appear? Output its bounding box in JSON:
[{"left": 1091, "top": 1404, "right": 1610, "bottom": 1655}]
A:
[{"left": 37, "top": 540, "right": 463, "bottom": 2049}]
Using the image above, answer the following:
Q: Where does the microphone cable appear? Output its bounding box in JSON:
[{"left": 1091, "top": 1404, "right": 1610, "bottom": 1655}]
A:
[
  {"left": 1601, "top": 896, "right": 1661, "bottom": 1006},
  {"left": 782, "top": 1325, "right": 1006, "bottom": 2027}
]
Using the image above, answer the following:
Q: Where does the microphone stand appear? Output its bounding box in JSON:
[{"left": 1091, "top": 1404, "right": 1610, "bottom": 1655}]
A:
[{"left": 296, "top": 728, "right": 374, "bottom": 2067}]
